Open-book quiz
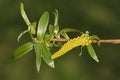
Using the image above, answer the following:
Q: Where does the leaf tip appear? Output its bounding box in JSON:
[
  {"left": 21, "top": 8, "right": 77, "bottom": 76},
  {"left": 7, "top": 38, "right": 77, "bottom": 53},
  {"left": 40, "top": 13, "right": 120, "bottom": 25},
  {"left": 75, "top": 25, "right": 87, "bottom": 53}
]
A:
[
  {"left": 20, "top": 2, "right": 24, "bottom": 6},
  {"left": 17, "top": 37, "right": 20, "bottom": 42},
  {"left": 79, "top": 53, "right": 82, "bottom": 56},
  {"left": 95, "top": 57, "right": 99, "bottom": 62},
  {"left": 20, "top": 2, "right": 24, "bottom": 9},
  {"left": 96, "top": 60, "right": 99, "bottom": 62},
  {"left": 48, "top": 61, "right": 55, "bottom": 68},
  {"left": 94, "top": 56, "right": 99, "bottom": 62},
  {"left": 36, "top": 67, "right": 40, "bottom": 72}
]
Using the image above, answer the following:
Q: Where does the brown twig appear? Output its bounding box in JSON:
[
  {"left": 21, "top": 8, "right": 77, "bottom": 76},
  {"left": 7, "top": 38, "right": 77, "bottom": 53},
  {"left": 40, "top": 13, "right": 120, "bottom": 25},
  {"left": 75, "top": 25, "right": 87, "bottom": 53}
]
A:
[
  {"left": 51, "top": 38, "right": 69, "bottom": 42},
  {"left": 92, "top": 39, "right": 120, "bottom": 44},
  {"left": 51, "top": 38, "right": 120, "bottom": 44}
]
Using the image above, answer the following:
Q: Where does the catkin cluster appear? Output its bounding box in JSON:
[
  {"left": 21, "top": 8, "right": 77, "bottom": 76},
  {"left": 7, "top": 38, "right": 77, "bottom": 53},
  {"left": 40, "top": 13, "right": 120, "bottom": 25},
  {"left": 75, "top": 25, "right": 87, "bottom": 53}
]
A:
[{"left": 51, "top": 33, "right": 92, "bottom": 59}]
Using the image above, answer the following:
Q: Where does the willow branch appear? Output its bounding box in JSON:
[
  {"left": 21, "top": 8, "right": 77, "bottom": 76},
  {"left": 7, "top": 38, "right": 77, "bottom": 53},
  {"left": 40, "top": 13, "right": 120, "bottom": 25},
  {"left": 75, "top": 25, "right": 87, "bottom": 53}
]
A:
[
  {"left": 92, "top": 39, "right": 120, "bottom": 44},
  {"left": 51, "top": 38, "right": 120, "bottom": 44}
]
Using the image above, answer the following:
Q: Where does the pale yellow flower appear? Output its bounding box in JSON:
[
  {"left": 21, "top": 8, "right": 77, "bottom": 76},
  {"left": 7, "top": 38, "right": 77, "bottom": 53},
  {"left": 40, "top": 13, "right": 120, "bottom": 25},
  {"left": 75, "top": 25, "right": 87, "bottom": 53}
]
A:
[{"left": 51, "top": 33, "right": 92, "bottom": 59}]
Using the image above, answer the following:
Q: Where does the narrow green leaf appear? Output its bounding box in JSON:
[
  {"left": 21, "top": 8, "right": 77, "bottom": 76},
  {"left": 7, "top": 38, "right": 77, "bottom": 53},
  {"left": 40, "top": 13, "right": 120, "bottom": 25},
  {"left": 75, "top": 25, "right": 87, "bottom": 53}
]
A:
[
  {"left": 40, "top": 43, "right": 54, "bottom": 68},
  {"left": 20, "top": 3, "right": 31, "bottom": 27},
  {"left": 49, "top": 25, "right": 54, "bottom": 36},
  {"left": 53, "top": 10, "right": 59, "bottom": 36},
  {"left": 60, "top": 31, "right": 69, "bottom": 39},
  {"left": 86, "top": 44, "right": 99, "bottom": 62},
  {"left": 48, "top": 25, "right": 55, "bottom": 43},
  {"left": 91, "top": 35, "right": 100, "bottom": 40},
  {"left": 12, "top": 42, "right": 33, "bottom": 59},
  {"left": 79, "top": 46, "right": 83, "bottom": 56},
  {"left": 59, "top": 28, "right": 81, "bottom": 33},
  {"left": 54, "top": 9, "right": 59, "bottom": 26},
  {"left": 37, "top": 11, "right": 49, "bottom": 40},
  {"left": 17, "top": 30, "right": 28, "bottom": 42},
  {"left": 34, "top": 43, "right": 42, "bottom": 72},
  {"left": 58, "top": 28, "right": 81, "bottom": 39}
]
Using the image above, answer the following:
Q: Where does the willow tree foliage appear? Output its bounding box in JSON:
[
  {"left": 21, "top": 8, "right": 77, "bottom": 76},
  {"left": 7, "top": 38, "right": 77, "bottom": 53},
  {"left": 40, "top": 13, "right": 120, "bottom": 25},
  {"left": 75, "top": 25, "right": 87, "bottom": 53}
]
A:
[{"left": 13, "top": 3, "right": 100, "bottom": 72}]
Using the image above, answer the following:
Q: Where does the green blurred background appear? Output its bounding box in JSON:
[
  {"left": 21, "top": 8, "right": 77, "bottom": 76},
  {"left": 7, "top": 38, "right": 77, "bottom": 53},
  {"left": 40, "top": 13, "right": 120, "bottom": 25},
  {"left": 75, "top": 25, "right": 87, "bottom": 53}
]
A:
[{"left": 0, "top": 0, "right": 120, "bottom": 80}]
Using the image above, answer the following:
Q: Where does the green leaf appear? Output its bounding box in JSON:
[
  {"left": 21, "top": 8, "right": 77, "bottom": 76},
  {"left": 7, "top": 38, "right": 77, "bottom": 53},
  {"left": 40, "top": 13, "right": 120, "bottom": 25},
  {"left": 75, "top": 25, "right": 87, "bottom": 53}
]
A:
[
  {"left": 17, "top": 30, "right": 28, "bottom": 42},
  {"left": 12, "top": 42, "right": 34, "bottom": 59},
  {"left": 45, "top": 35, "right": 52, "bottom": 44},
  {"left": 34, "top": 43, "right": 42, "bottom": 72},
  {"left": 58, "top": 28, "right": 81, "bottom": 39},
  {"left": 91, "top": 35, "right": 100, "bottom": 40},
  {"left": 53, "top": 10, "right": 59, "bottom": 37},
  {"left": 30, "top": 22, "right": 37, "bottom": 34},
  {"left": 49, "top": 25, "right": 54, "bottom": 36},
  {"left": 48, "top": 25, "right": 55, "bottom": 43},
  {"left": 59, "top": 28, "right": 81, "bottom": 33},
  {"left": 40, "top": 43, "right": 54, "bottom": 68},
  {"left": 91, "top": 35, "right": 100, "bottom": 46},
  {"left": 37, "top": 11, "right": 49, "bottom": 40},
  {"left": 20, "top": 3, "right": 31, "bottom": 27},
  {"left": 86, "top": 44, "right": 99, "bottom": 62},
  {"left": 54, "top": 25, "right": 59, "bottom": 37},
  {"left": 54, "top": 9, "right": 59, "bottom": 26},
  {"left": 60, "top": 31, "right": 69, "bottom": 39},
  {"left": 79, "top": 46, "right": 83, "bottom": 56}
]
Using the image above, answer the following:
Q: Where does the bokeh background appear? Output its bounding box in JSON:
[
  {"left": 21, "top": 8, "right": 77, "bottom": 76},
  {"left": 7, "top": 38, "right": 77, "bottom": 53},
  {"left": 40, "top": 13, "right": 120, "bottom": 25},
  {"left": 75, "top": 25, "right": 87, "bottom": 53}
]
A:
[{"left": 0, "top": 0, "right": 120, "bottom": 80}]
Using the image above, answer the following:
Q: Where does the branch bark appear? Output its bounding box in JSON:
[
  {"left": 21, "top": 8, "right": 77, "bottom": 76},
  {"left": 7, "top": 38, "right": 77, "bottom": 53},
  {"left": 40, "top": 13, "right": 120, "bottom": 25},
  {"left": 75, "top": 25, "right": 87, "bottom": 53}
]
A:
[{"left": 51, "top": 38, "right": 120, "bottom": 44}]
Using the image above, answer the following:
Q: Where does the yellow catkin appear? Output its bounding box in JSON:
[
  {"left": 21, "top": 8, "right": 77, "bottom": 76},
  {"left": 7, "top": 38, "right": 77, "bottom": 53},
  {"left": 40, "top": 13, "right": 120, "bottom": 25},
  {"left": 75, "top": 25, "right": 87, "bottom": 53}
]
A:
[{"left": 51, "top": 33, "right": 92, "bottom": 59}]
